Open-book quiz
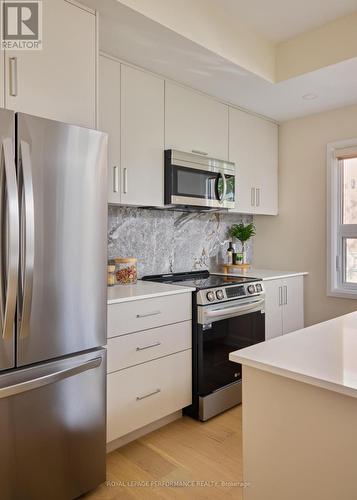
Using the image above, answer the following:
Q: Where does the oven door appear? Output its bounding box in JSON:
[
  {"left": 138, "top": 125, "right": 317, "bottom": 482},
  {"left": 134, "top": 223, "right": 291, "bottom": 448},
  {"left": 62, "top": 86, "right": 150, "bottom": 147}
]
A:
[
  {"left": 165, "top": 165, "right": 235, "bottom": 208},
  {"left": 197, "top": 297, "right": 265, "bottom": 395}
]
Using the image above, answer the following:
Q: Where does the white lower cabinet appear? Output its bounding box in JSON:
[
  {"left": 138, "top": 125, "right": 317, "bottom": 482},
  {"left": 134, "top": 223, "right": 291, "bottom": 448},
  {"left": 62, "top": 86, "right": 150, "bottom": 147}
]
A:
[
  {"left": 107, "top": 349, "right": 192, "bottom": 442},
  {"left": 107, "top": 292, "right": 193, "bottom": 444},
  {"left": 264, "top": 276, "right": 304, "bottom": 340},
  {"left": 107, "top": 292, "right": 191, "bottom": 338},
  {"left": 107, "top": 321, "right": 191, "bottom": 373}
]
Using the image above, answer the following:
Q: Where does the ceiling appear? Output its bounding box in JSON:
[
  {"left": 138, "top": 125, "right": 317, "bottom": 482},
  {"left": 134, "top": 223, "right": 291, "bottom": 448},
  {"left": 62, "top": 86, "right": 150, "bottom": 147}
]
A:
[
  {"left": 208, "top": 0, "right": 357, "bottom": 42},
  {"left": 81, "top": 0, "right": 357, "bottom": 122}
]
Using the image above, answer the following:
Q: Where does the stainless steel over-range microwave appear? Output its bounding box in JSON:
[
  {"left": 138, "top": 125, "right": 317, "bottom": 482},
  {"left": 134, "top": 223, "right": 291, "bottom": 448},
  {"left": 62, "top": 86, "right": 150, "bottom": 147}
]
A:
[{"left": 164, "top": 149, "right": 235, "bottom": 209}]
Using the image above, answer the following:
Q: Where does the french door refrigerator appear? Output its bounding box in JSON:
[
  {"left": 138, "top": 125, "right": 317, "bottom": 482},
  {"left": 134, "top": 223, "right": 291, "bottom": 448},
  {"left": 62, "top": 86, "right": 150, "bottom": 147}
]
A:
[{"left": 0, "top": 109, "right": 108, "bottom": 500}]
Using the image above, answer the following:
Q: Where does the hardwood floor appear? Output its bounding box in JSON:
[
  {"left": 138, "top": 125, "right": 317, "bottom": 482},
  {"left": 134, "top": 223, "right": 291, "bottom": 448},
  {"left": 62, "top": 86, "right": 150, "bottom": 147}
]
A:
[{"left": 85, "top": 405, "right": 243, "bottom": 500}]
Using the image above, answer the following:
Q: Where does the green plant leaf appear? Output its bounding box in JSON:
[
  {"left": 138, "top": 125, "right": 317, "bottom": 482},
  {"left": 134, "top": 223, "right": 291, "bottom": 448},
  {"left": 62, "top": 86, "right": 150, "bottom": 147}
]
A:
[{"left": 229, "top": 222, "right": 256, "bottom": 243}]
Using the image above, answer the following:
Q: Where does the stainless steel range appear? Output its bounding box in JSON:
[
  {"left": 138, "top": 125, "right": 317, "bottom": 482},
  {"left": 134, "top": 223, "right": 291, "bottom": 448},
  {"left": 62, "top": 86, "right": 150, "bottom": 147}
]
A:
[{"left": 142, "top": 270, "right": 265, "bottom": 421}]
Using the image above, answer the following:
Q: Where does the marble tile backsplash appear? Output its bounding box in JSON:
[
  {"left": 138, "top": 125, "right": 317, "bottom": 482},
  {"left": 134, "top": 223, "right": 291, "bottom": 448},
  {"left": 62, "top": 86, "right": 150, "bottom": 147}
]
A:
[{"left": 108, "top": 206, "right": 254, "bottom": 278}]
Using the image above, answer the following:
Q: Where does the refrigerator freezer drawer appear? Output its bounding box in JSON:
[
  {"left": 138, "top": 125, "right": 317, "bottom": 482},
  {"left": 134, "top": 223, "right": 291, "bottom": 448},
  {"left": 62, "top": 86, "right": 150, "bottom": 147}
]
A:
[{"left": 0, "top": 349, "right": 106, "bottom": 500}]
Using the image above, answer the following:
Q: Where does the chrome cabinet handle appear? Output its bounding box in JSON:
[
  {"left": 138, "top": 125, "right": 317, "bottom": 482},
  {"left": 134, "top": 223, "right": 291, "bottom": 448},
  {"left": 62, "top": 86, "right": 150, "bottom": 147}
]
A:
[
  {"left": 256, "top": 188, "right": 260, "bottom": 207},
  {"left": 283, "top": 285, "right": 288, "bottom": 305},
  {"left": 18, "top": 140, "right": 35, "bottom": 339},
  {"left": 113, "top": 166, "right": 119, "bottom": 193},
  {"left": 278, "top": 286, "right": 283, "bottom": 306},
  {"left": 123, "top": 167, "right": 128, "bottom": 194},
  {"left": 9, "top": 57, "right": 18, "bottom": 97},
  {"left": 136, "top": 310, "right": 161, "bottom": 318},
  {"left": 0, "top": 138, "right": 19, "bottom": 341},
  {"left": 136, "top": 388, "right": 161, "bottom": 401},
  {"left": 136, "top": 341, "right": 161, "bottom": 351},
  {"left": 191, "top": 150, "right": 208, "bottom": 156},
  {"left": 251, "top": 187, "right": 255, "bottom": 207},
  {"left": 0, "top": 356, "right": 102, "bottom": 399}
]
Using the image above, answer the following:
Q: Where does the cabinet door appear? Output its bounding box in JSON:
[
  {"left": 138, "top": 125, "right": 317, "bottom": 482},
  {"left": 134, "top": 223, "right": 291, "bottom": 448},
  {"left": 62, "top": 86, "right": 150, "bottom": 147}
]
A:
[
  {"left": 165, "top": 82, "right": 228, "bottom": 160},
  {"left": 229, "top": 107, "right": 258, "bottom": 214},
  {"left": 4, "top": 0, "right": 96, "bottom": 128},
  {"left": 121, "top": 65, "right": 164, "bottom": 206},
  {"left": 98, "top": 56, "right": 121, "bottom": 204},
  {"left": 282, "top": 276, "right": 304, "bottom": 335},
  {"left": 263, "top": 279, "right": 283, "bottom": 340},
  {"left": 229, "top": 107, "right": 278, "bottom": 215},
  {"left": 107, "top": 349, "right": 192, "bottom": 442},
  {"left": 0, "top": 51, "right": 4, "bottom": 108},
  {"left": 255, "top": 119, "right": 278, "bottom": 215}
]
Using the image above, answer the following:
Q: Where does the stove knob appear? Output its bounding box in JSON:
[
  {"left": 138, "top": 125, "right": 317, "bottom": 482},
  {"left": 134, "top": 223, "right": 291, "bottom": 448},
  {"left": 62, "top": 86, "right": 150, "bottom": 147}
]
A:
[
  {"left": 206, "top": 291, "right": 215, "bottom": 302},
  {"left": 256, "top": 283, "right": 262, "bottom": 292},
  {"left": 247, "top": 285, "right": 256, "bottom": 294},
  {"left": 216, "top": 290, "right": 224, "bottom": 300}
]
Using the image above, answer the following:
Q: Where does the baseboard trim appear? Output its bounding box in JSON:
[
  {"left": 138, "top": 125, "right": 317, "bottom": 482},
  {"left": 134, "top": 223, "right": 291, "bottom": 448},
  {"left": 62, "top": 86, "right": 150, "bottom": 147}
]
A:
[{"left": 106, "top": 410, "right": 182, "bottom": 452}]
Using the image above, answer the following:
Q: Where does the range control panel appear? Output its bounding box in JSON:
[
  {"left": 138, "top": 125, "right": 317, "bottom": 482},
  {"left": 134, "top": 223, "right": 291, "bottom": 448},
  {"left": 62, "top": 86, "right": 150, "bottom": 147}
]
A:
[{"left": 197, "top": 281, "right": 264, "bottom": 305}]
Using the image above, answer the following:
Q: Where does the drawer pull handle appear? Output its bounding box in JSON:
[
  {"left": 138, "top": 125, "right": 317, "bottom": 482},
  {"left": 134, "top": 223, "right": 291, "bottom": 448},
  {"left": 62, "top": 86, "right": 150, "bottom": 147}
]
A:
[
  {"left": 136, "top": 310, "right": 161, "bottom": 318},
  {"left": 191, "top": 149, "right": 208, "bottom": 156},
  {"left": 136, "top": 388, "right": 161, "bottom": 401},
  {"left": 9, "top": 57, "right": 18, "bottom": 97},
  {"left": 136, "top": 341, "right": 161, "bottom": 351}
]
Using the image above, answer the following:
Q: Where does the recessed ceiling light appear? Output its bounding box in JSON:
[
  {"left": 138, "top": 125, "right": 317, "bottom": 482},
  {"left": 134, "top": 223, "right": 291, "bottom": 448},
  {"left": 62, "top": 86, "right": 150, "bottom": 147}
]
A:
[{"left": 302, "top": 93, "right": 318, "bottom": 100}]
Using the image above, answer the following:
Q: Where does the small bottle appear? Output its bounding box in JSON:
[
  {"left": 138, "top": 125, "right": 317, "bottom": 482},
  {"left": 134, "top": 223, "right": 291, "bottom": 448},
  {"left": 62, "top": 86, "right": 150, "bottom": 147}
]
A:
[
  {"left": 227, "top": 242, "right": 234, "bottom": 265},
  {"left": 232, "top": 243, "right": 238, "bottom": 265},
  {"left": 107, "top": 265, "right": 116, "bottom": 287}
]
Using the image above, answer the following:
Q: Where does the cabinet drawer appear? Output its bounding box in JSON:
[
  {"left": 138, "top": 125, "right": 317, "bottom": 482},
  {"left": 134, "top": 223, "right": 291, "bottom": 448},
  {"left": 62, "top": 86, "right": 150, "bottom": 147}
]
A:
[
  {"left": 107, "top": 349, "right": 192, "bottom": 441},
  {"left": 107, "top": 321, "right": 192, "bottom": 373},
  {"left": 107, "top": 293, "right": 192, "bottom": 338}
]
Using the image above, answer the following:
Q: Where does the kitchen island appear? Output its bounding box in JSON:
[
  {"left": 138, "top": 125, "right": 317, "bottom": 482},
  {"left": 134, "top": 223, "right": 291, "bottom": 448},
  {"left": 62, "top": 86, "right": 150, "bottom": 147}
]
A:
[{"left": 230, "top": 311, "right": 357, "bottom": 500}]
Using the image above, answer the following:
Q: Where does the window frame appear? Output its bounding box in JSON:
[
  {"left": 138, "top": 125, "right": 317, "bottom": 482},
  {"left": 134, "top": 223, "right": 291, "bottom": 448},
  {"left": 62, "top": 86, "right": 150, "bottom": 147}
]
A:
[{"left": 327, "top": 139, "right": 357, "bottom": 298}]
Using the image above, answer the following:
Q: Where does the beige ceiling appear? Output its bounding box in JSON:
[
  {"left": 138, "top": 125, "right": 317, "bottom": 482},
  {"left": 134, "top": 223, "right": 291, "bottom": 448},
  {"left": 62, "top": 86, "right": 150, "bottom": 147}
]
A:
[{"left": 207, "top": 0, "right": 357, "bottom": 42}]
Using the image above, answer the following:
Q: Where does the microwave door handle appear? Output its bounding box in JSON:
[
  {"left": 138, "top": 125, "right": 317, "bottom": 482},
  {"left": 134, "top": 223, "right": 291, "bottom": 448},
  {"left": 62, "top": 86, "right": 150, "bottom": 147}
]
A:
[
  {"left": 18, "top": 140, "right": 35, "bottom": 340},
  {"left": 216, "top": 172, "right": 227, "bottom": 202},
  {"left": 0, "top": 138, "right": 19, "bottom": 340},
  {"left": 204, "top": 298, "right": 265, "bottom": 322}
]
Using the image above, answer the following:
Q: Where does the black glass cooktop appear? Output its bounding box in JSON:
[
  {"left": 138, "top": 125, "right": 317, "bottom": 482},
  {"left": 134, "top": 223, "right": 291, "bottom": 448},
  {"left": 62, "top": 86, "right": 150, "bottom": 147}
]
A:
[{"left": 142, "top": 270, "right": 259, "bottom": 290}]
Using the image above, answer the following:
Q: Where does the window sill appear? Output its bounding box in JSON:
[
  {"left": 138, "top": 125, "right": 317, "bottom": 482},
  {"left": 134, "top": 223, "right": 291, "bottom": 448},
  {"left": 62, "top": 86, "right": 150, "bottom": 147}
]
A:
[{"left": 328, "top": 289, "right": 357, "bottom": 299}]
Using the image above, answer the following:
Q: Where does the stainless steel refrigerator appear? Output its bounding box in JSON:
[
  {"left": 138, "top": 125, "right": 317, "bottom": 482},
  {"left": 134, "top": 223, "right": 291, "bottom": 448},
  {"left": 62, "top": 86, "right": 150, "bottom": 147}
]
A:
[{"left": 0, "top": 109, "right": 107, "bottom": 500}]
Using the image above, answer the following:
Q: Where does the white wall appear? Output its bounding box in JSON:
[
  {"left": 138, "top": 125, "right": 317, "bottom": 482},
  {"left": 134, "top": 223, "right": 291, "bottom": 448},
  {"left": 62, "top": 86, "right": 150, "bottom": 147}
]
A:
[{"left": 253, "top": 104, "right": 357, "bottom": 326}]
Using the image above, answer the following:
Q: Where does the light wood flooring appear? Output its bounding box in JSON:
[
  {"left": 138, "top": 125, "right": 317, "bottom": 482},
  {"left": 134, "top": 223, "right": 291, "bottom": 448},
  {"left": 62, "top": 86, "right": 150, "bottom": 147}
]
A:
[{"left": 84, "top": 405, "right": 243, "bottom": 500}]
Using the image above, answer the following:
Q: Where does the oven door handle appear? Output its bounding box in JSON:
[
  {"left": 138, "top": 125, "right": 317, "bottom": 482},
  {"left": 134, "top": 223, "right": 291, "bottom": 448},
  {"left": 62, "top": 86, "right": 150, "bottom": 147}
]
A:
[{"left": 203, "top": 298, "right": 265, "bottom": 322}]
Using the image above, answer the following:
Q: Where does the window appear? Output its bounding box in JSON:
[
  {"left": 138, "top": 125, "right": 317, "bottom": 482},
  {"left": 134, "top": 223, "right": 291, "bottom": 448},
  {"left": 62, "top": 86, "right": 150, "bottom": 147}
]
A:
[{"left": 327, "top": 140, "right": 357, "bottom": 298}]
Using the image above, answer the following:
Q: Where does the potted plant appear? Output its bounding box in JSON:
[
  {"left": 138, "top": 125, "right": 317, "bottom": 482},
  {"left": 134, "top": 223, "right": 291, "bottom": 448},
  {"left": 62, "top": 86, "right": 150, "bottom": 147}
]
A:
[{"left": 229, "top": 223, "right": 256, "bottom": 264}]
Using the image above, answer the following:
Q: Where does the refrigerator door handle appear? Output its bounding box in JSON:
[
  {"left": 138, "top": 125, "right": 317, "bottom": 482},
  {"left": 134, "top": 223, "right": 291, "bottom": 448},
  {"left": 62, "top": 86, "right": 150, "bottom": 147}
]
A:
[
  {"left": 0, "top": 355, "right": 102, "bottom": 399},
  {"left": 18, "top": 140, "right": 35, "bottom": 339},
  {"left": 0, "top": 138, "right": 19, "bottom": 341}
]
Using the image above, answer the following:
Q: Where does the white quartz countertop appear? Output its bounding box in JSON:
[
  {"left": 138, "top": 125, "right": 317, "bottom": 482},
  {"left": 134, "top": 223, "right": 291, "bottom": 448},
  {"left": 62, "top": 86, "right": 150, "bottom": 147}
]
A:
[
  {"left": 107, "top": 280, "right": 195, "bottom": 304},
  {"left": 230, "top": 311, "right": 357, "bottom": 398},
  {"left": 216, "top": 268, "right": 308, "bottom": 281}
]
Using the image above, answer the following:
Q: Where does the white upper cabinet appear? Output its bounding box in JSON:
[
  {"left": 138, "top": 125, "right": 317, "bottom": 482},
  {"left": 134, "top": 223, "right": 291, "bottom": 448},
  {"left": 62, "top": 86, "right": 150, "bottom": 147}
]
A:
[
  {"left": 98, "top": 55, "right": 121, "bottom": 204},
  {"left": 4, "top": 0, "right": 96, "bottom": 128},
  {"left": 121, "top": 65, "right": 165, "bottom": 207},
  {"left": 229, "top": 107, "right": 278, "bottom": 215},
  {"left": 0, "top": 51, "right": 4, "bottom": 108},
  {"left": 165, "top": 82, "right": 228, "bottom": 160}
]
